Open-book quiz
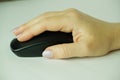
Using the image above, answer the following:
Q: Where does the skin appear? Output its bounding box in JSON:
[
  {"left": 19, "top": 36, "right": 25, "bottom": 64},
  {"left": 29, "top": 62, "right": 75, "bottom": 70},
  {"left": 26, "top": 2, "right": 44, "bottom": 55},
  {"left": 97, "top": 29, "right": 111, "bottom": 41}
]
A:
[{"left": 13, "top": 8, "right": 120, "bottom": 59}]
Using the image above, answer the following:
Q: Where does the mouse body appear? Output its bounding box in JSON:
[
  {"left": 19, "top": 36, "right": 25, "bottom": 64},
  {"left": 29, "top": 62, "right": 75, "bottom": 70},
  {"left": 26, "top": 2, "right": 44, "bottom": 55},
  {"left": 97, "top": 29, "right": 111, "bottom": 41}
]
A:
[{"left": 10, "top": 31, "right": 73, "bottom": 57}]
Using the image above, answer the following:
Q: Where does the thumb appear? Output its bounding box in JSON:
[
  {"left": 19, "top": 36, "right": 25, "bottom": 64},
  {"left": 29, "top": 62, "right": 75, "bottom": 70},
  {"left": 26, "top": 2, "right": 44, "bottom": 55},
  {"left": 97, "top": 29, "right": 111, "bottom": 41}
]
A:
[{"left": 42, "top": 43, "right": 88, "bottom": 59}]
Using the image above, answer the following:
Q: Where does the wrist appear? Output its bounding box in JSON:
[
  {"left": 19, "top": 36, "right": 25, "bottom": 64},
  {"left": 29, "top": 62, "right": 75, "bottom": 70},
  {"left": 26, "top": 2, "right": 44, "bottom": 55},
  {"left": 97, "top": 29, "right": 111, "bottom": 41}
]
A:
[{"left": 109, "top": 23, "right": 120, "bottom": 51}]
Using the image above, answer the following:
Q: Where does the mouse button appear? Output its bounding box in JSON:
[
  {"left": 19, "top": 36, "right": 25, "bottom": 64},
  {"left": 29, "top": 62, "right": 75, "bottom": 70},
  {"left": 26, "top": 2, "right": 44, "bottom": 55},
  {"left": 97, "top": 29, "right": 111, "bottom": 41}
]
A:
[
  {"left": 15, "top": 42, "right": 47, "bottom": 57},
  {"left": 10, "top": 39, "right": 22, "bottom": 50}
]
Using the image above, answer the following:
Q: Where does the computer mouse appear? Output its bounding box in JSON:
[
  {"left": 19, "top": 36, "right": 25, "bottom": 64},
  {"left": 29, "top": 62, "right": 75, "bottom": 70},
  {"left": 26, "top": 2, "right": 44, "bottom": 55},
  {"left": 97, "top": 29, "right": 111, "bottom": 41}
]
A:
[{"left": 10, "top": 31, "right": 73, "bottom": 57}]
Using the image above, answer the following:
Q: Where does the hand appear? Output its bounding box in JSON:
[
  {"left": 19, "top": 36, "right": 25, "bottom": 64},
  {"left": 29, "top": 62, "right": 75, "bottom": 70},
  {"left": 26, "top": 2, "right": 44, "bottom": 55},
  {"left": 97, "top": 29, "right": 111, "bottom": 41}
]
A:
[{"left": 13, "top": 8, "right": 115, "bottom": 59}]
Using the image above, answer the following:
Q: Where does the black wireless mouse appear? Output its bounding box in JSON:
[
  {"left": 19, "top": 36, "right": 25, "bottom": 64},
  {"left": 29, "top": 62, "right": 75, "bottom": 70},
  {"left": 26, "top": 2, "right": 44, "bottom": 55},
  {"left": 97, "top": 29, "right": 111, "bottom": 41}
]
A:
[{"left": 10, "top": 31, "right": 73, "bottom": 57}]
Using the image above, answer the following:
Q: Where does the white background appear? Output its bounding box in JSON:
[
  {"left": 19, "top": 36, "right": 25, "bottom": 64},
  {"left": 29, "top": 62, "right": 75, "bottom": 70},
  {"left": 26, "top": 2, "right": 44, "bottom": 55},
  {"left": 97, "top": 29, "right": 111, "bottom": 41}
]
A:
[{"left": 0, "top": 0, "right": 120, "bottom": 80}]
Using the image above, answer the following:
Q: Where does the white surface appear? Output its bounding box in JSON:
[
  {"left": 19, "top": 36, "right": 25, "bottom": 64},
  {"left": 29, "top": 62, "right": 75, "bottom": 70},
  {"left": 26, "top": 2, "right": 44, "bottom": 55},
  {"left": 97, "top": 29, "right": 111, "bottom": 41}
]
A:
[{"left": 0, "top": 0, "right": 120, "bottom": 80}]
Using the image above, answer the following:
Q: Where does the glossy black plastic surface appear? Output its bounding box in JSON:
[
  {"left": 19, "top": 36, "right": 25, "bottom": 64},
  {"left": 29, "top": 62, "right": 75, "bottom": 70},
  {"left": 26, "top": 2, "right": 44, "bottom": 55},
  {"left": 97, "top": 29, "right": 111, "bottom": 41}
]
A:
[{"left": 10, "top": 31, "right": 73, "bottom": 57}]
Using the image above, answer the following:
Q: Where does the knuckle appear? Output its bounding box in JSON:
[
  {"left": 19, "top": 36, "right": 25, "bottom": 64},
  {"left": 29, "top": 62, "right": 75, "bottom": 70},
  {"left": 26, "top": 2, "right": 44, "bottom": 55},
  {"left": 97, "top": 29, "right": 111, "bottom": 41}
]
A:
[
  {"left": 65, "top": 8, "right": 80, "bottom": 18},
  {"left": 51, "top": 44, "right": 69, "bottom": 58},
  {"left": 65, "top": 8, "right": 78, "bottom": 12},
  {"left": 59, "top": 44, "right": 71, "bottom": 58},
  {"left": 27, "top": 27, "right": 38, "bottom": 36}
]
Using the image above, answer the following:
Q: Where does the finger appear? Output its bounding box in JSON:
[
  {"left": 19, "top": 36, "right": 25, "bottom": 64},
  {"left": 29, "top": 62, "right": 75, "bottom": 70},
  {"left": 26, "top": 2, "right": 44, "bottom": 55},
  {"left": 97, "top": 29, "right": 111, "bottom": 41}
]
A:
[
  {"left": 17, "top": 16, "right": 73, "bottom": 42},
  {"left": 42, "top": 43, "right": 89, "bottom": 59},
  {"left": 13, "top": 11, "right": 62, "bottom": 35},
  {"left": 16, "top": 24, "right": 46, "bottom": 42},
  {"left": 13, "top": 18, "right": 41, "bottom": 36},
  {"left": 13, "top": 26, "right": 27, "bottom": 36}
]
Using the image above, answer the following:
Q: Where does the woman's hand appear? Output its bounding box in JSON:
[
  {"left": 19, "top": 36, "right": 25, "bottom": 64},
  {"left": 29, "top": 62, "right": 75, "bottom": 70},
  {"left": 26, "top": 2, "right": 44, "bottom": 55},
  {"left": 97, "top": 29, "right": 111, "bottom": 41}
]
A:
[{"left": 13, "top": 8, "right": 115, "bottom": 59}]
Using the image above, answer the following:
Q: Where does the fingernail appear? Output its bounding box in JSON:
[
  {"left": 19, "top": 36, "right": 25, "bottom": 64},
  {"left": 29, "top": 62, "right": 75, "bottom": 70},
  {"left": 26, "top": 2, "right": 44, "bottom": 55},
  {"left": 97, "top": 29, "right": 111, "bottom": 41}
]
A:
[
  {"left": 42, "top": 50, "right": 53, "bottom": 58},
  {"left": 16, "top": 33, "right": 22, "bottom": 38},
  {"left": 11, "top": 27, "right": 19, "bottom": 32}
]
